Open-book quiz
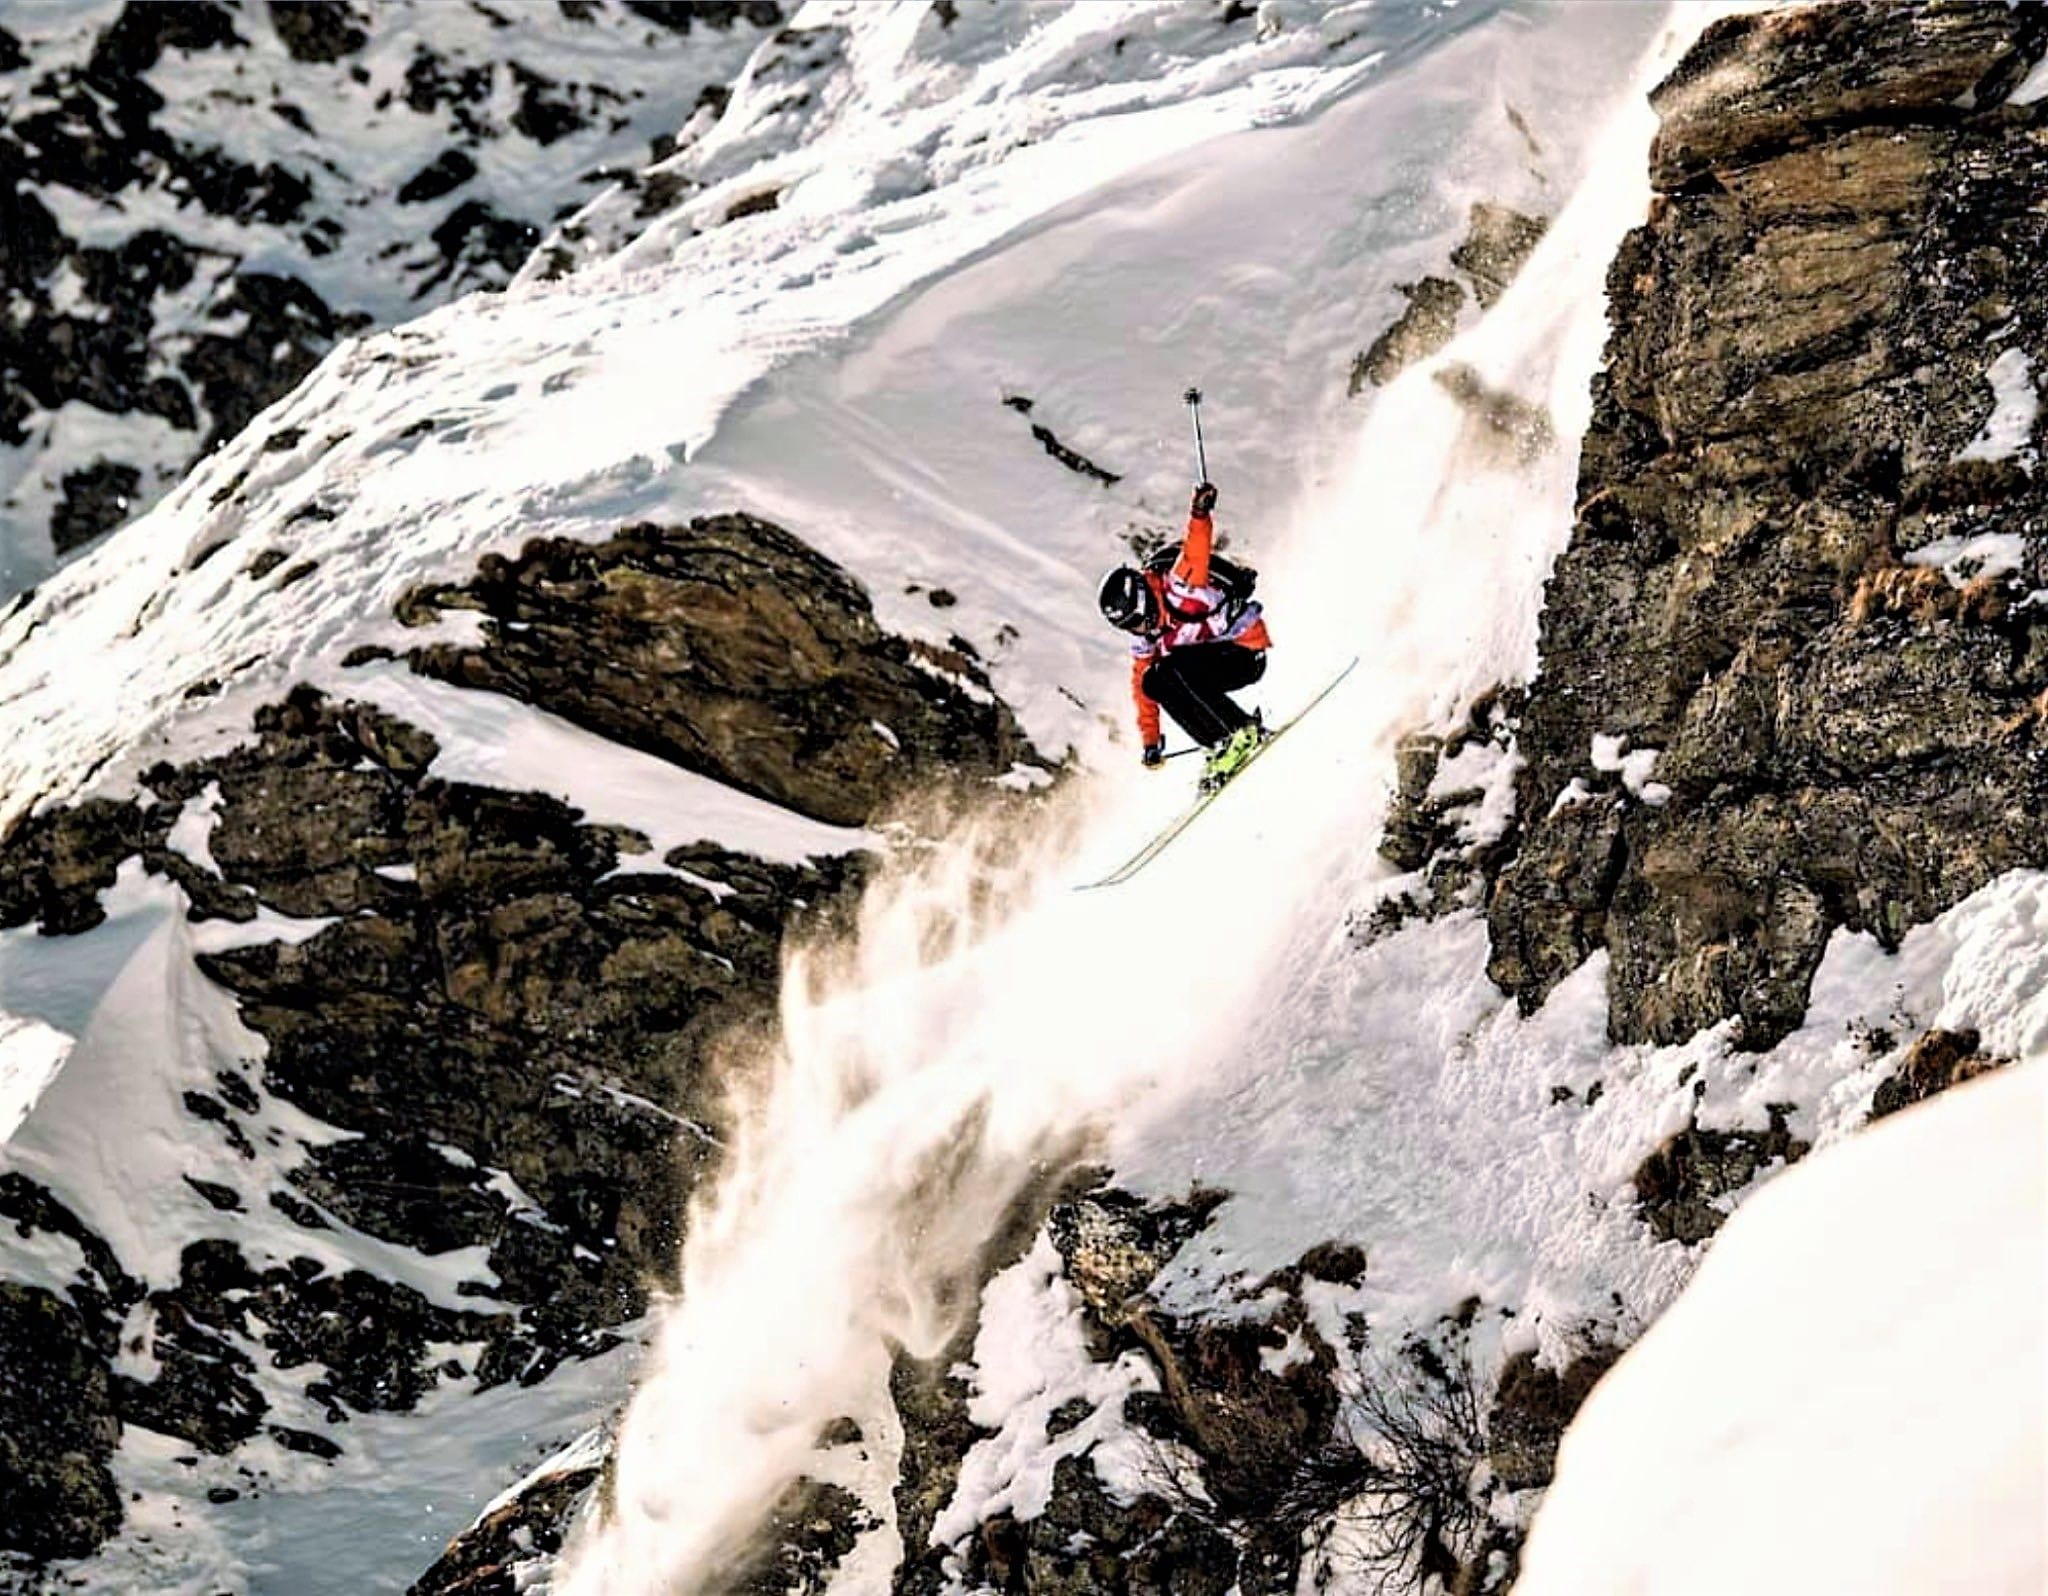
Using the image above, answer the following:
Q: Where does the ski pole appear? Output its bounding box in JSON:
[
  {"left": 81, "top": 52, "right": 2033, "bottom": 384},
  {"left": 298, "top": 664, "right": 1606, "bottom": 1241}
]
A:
[{"left": 1183, "top": 386, "right": 1208, "bottom": 483}]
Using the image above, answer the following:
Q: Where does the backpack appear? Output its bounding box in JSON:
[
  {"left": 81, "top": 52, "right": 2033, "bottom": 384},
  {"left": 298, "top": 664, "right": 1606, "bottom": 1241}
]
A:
[{"left": 1145, "top": 540, "right": 1258, "bottom": 617}]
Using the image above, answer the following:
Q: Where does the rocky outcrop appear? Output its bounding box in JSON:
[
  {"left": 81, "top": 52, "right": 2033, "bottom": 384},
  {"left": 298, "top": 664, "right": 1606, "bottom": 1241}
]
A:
[
  {"left": 1361, "top": 686, "right": 1524, "bottom": 944},
  {"left": 1629, "top": 1106, "right": 1811, "bottom": 1246},
  {"left": 886, "top": 1185, "right": 1597, "bottom": 1596},
  {"left": 1488, "top": 1, "right": 2048, "bottom": 1049},
  {"left": 0, "top": 1284, "right": 123, "bottom": 1562},
  {"left": 1868, "top": 1026, "right": 2004, "bottom": 1121},
  {"left": 399, "top": 516, "right": 1039, "bottom": 827},
  {"left": 1352, "top": 205, "right": 1550, "bottom": 391}
]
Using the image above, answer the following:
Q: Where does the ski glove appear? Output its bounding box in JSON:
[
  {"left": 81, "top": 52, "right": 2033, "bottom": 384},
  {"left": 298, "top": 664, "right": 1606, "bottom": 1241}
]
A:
[
  {"left": 1191, "top": 482, "right": 1218, "bottom": 517},
  {"left": 1142, "top": 740, "right": 1166, "bottom": 769}
]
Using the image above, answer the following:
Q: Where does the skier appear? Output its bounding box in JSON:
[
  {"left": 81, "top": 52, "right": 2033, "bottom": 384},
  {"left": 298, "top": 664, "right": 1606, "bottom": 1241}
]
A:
[{"left": 1097, "top": 480, "right": 1272, "bottom": 791}]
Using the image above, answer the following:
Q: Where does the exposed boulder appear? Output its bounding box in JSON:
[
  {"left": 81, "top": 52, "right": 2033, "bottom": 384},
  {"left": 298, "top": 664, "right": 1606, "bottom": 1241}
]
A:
[
  {"left": 1353, "top": 203, "right": 1552, "bottom": 392},
  {"left": 1353, "top": 276, "right": 1464, "bottom": 392},
  {"left": 1489, "top": 0, "right": 2048, "bottom": 1048},
  {"left": 1629, "top": 1106, "right": 1811, "bottom": 1246},
  {"left": 1450, "top": 203, "right": 1549, "bottom": 309},
  {"left": 1868, "top": 1026, "right": 2004, "bottom": 1121},
  {"left": 400, "top": 516, "right": 1039, "bottom": 827}
]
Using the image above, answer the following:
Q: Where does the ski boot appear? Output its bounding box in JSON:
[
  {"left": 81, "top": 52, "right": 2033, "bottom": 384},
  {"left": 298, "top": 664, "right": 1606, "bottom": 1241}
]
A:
[{"left": 1198, "top": 716, "right": 1267, "bottom": 794}]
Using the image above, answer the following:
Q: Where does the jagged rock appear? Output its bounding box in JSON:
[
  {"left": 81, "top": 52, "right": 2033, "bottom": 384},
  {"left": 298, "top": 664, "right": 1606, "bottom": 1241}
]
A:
[
  {"left": 891, "top": 1347, "right": 980, "bottom": 1593},
  {"left": 1353, "top": 276, "right": 1464, "bottom": 392},
  {"left": 1366, "top": 686, "right": 1524, "bottom": 942},
  {"left": 400, "top": 516, "right": 1036, "bottom": 827},
  {"left": 1354, "top": 204, "right": 1551, "bottom": 395},
  {"left": 122, "top": 1239, "right": 505, "bottom": 1428},
  {"left": 1629, "top": 1106, "right": 1810, "bottom": 1245},
  {"left": 720, "top": 1478, "right": 878, "bottom": 1595},
  {"left": 1045, "top": 1184, "right": 1227, "bottom": 1337},
  {"left": 1648, "top": 3, "right": 2048, "bottom": 190},
  {"left": 0, "top": 1284, "right": 123, "bottom": 1561},
  {"left": 1484, "top": 1345, "right": 1620, "bottom": 1491},
  {"left": 1489, "top": 1, "right": 2048, "bottom": 1047},
  {"left": 411, "top": 1459, "right": 600, "bottom": 1596},
  {"left": 0, "top": 1174, "right": 144, "bottom": 1348},
  {"left": 1450, "top": 203, "right": 1548, "bottom": 308},
  {"left": 1869, "top": 1027, "right": 2003, "bottom": 1120},
  {"left": 1, "top": 669, "right": 887, "bottom": 1412},
  {"left": 0, "top": 796, "right": 158, "bottom": 935},
  {"left": 904, "top": 1187, "right": 1371, "bottom": 1596}
]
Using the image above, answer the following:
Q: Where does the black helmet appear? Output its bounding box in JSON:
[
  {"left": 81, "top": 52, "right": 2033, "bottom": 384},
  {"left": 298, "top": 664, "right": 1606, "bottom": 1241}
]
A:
[{"left": 1098, "top": 566, "right": 1152, "bottom": 632}]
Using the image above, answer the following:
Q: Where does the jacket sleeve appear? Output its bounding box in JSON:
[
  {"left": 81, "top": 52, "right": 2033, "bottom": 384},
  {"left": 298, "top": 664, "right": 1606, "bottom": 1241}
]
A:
[
  {"left": 1130, "top": 653, "right": 1162, "bottom": 744},
  {"left": 1173, "top": 509, "right": 1214, "bottom": 589}
]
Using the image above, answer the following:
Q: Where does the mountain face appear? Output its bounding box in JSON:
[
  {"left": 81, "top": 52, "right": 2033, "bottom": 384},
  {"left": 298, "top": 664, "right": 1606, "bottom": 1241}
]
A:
[
  {"left": 1, "top": 3, "right": 2043, "bottom": 1595},
  {"left": 1491, "top": 1, "right": 2048, "bottom": 1053},
  {"left": 0, "top": 0, "right": 783, "bottom": 593}
]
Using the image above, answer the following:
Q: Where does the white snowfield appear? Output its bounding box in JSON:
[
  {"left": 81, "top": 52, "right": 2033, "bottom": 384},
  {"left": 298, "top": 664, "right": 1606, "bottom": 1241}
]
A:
[
  {"left": 1519, "top": 1060, "right": 2047, "bottom": 1596},
  {"left": 2, "top": 1, "right": 2043, "bottom": 1593}
]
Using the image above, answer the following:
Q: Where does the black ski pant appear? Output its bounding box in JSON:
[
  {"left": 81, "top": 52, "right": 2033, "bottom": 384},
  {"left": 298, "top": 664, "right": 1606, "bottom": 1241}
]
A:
[{"left": 1141, "top": 643, "right": 1267, "bottom": 747}]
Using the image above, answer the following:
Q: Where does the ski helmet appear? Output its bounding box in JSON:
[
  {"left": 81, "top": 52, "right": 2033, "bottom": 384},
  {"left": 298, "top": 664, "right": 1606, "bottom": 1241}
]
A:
[{"left": 1098, "top": 566, "right": 1152, "bottom": 632}]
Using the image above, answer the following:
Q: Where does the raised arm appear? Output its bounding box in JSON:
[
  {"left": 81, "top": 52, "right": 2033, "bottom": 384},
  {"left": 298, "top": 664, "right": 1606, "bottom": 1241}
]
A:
[{"left": 1174, "top": 481, "right": 1218, "bottom": 588}]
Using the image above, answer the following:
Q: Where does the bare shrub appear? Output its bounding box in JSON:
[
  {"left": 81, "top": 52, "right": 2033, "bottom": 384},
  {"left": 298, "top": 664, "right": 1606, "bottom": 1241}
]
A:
[{"left": 1309, "top": 1331, "right": 1491, "bottom": 1595}]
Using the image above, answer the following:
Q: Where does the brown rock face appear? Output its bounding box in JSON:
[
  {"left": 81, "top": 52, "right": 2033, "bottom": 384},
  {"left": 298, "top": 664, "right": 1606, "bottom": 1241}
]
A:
[
  {"left": 1489, "top": 1, "right": 2048, "bottom": 1049},
  {"left": 1868, "top": 1026, "right": 2002, "bottom": 1120},
  {"left": 400, "top": 515, "right": 1038, "bottom": 827}
]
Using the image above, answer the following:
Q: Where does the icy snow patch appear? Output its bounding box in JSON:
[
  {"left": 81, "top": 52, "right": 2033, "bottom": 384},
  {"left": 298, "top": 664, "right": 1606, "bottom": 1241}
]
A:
[
  {"left": 346, "top": 663, "right": 872, "bottom": 867},
  {"left": 1427, "top": 737, "right": 1522, "bottom": 846},
  {"left": 163, "top": 781, "right": 223, "bottom": 873},
  {"left": 2010, "top": 48, "right": 2048, "bottom": 106},
  {"left": 1956, "top": 347, "right": 2039, "bottom": 465},
  {"left": 1590, "top": 731, "right": 1661, "bottom": 797}
]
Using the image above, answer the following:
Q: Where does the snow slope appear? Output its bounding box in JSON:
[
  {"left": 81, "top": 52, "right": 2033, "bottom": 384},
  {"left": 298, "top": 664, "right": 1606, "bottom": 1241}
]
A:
[
  {"left": 0, "top": 0, "right": 1537, "bottom": 840},
  {"left": 1518, "top": 1060, "right": 2046, "bottom": 1596}
]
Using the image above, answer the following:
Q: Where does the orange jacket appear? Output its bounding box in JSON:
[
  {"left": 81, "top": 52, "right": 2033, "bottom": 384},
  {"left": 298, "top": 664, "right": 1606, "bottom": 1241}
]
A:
[{"left": 1128, "top": 509, "right": 1271, "bottom": 744}]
